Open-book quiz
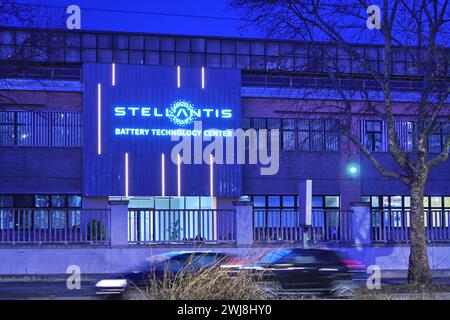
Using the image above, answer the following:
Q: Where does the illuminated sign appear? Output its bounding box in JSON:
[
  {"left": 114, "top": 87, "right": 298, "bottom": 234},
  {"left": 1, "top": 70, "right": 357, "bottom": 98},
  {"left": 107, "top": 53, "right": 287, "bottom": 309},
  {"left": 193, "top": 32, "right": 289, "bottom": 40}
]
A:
[
  {"left": 114, "top": 127, "right": 233, "bottom": 137},
  {"left": 83, "top": 64, "right": 242, "bottom": 197},
  {"left": 114, "top": 99, "right": 233, "bottom": 126}
]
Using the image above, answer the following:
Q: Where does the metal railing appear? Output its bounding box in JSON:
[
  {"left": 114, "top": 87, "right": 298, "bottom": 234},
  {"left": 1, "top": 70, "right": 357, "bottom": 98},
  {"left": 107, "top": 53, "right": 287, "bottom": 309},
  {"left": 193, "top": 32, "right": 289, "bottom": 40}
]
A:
[
  {"left": 0, "top": 111, "right": 82, "bottom": 147},
  {"left": 242, "top": 73, "right": 427, "bottom": 92},
  {"left": 0, "top": 64, "right": 82, "bottom": 81},
  {"left": 253, "top": 209, "right": 353, "bottom": 243},
  {"left": 128, "top": 209, "right": 236, "bottom": 244},
  {"left": 371, "top": 209, "right": 450, "bottom": 242},
  {"left": 0, "top": 208, "right": 110, "bottom": 244}
]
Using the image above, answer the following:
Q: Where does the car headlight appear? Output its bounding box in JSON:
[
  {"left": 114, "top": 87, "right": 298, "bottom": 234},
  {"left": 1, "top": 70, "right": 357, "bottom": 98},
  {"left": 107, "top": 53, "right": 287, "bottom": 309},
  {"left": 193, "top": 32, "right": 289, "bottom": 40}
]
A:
[{"left": 95, "top": 279, "right": 128, "bottom": 288}]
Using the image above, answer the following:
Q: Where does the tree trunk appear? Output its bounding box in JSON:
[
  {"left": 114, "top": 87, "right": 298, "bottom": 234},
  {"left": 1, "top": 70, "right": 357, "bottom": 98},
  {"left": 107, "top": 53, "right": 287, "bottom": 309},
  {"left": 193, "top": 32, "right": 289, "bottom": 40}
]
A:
[{"left": 407, "top": 181, "right": 433, "bottom": 287}]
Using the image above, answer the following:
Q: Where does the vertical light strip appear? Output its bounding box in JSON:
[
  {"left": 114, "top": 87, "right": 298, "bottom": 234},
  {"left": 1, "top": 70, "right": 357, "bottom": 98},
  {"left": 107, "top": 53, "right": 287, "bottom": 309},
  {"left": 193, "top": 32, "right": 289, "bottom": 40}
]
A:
[
  {"left": 112, "top": 63, "right": 116, "bottom": 86},
  {"left": 201, "top": 66, "right": 205, "bottom": 89},
  {"left": 177, "top": 65, "right": 181, "bottom": 88},
  {"left": 97, "top": 83, "right": 101, "bottom": 155},
  {"left": 161, "top": 153, "right": 165, "bottom": 197},
  {"left": 125, "top": 152, "right": 129, "bottom": 198},
  {"left": 177, "top": 154, "right": 181, "bottom": 197},
  {"left": 210, "top": 154, "right": 214, "bottom": 197}
]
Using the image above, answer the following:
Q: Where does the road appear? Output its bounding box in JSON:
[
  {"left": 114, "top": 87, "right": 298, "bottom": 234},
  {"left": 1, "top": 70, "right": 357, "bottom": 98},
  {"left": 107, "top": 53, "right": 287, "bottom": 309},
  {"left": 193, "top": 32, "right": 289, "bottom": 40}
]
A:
[
  {"left": 0, "top": 278, "right": 449, "bottom": 300},
  {"left": 0, "top": 281, "right": 148, "bottom": 300}
]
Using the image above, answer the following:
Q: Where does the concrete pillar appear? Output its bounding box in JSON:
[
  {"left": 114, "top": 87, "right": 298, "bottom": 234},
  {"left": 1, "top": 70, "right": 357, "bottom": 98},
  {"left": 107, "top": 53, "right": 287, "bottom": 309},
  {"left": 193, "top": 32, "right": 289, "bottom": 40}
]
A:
[
  {"left": 351, "top": 202, "right": 371, "bottom": 245},
  {"left": 298, "top": 180, "right": 312, "bottom": 248},
  {"left": 233, "top": 200, "right": 253, "bottom": 246},
  {"left": 298, "top": 180, "right": 312, "bottom": 226},
  {"left": 109, "top": 199, "right": 129, "bottom": 246}
]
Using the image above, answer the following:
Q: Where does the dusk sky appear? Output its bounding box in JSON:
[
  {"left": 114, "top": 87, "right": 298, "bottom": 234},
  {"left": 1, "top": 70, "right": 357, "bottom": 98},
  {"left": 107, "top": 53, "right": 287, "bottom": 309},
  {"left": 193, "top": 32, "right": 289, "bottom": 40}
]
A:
[{"left": 15, "top": 0, "right": 261, "bottom": 37}]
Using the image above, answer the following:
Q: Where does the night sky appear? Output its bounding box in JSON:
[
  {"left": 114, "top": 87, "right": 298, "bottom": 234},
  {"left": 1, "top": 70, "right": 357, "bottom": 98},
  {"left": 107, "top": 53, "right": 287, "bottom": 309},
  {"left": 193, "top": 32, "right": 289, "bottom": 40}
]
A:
[
  {"left": 9, "top": 0, "right": 261, "bottom": 37},
  {"left": 5, "top": 1, "right": 448, "bottom": 45}
]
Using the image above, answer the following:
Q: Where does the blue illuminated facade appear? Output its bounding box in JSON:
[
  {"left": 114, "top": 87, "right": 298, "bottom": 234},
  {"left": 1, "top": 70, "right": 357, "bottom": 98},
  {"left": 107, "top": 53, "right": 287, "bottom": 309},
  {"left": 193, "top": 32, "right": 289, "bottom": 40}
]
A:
[
  {"left": 1, "top": 26, "right": 450, "bottom": 259},
  {"left": 83, "top": 64, "right": 242, "bottom": 197}
]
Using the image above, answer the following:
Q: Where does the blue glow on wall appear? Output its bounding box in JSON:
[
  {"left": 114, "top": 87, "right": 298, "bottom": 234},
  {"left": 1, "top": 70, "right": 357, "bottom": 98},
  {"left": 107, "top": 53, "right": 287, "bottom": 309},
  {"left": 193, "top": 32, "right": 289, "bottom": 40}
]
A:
[{"left": 83, "top": 64, "right": 242, "bottom": 197}]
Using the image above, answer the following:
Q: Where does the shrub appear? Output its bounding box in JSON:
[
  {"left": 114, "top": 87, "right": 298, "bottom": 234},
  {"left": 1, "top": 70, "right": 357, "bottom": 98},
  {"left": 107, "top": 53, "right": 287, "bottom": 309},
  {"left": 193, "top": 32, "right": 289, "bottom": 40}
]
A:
[{"left": 147, "top": 257, "right": 267, "bottom": 300}]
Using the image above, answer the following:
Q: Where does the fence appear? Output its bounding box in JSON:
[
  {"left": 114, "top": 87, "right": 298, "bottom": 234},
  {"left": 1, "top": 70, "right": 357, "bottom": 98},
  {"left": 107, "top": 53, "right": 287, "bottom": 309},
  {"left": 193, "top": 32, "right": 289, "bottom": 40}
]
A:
[
  {"left": 253, "top": 209, "right": 353, "bottom": 242},
  {"left": 128, "top": 209, "right": 236, "bottom": 244},
  {"left": 0, "top": 208, "right": 110, "bottom": 244},
  {"left": 371, "top": 209, "right": 450, "bottom": 242}
]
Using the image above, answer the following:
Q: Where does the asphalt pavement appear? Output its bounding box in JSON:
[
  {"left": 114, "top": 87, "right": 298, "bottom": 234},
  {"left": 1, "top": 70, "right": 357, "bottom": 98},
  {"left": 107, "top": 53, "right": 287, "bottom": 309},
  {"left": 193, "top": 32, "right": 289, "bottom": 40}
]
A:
[{"left": 0, "top": 277, "right": 449, "bottom": 300}]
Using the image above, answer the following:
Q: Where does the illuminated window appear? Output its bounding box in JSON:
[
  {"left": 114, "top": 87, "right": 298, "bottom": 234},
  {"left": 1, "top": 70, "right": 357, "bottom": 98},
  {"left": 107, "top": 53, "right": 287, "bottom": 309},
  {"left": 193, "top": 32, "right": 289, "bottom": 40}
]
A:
[
  {"left": 445, "top": 197, "right": 450, "bottom": 208},
  {"left": 431, "top": 197, "right": 442, "bottom": 208}
]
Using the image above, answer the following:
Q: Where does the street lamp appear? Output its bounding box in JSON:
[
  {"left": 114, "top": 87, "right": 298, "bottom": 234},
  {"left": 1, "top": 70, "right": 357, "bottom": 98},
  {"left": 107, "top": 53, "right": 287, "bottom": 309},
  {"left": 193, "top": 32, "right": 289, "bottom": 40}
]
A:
[{"left": 346, "top": 163, "right": 360, "bottom": 177}]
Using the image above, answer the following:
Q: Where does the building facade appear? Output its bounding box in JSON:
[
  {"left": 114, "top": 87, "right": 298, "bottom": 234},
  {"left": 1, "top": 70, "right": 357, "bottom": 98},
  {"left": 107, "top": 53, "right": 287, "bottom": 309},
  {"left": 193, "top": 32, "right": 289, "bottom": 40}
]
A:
[{"left": 1, "top": 27, "right": 450, "bottom": 273}]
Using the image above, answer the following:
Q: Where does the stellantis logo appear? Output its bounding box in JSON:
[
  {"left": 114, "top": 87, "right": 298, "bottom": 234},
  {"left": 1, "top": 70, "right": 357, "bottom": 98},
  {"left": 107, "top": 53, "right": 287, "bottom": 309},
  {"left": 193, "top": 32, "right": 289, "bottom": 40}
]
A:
[{"left": 114, "top": 99, "right": 232, "bottom": 126}]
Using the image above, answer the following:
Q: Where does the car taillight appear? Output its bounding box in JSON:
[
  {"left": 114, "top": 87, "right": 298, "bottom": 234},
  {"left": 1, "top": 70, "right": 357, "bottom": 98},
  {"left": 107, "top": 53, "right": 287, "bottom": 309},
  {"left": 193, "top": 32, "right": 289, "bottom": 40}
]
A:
[
  {"left": 223, "top": 257, "right": 250, "bottom": 267},
  {"left": 341, "top": 259, "right": 365, "bottom": 270}
]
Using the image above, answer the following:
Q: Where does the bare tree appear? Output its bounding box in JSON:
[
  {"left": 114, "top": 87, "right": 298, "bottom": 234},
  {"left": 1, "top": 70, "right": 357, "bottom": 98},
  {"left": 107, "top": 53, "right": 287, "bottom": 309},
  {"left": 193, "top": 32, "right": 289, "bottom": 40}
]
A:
[
  {"left": 0, "top": 0, "right": 67, "bottom": 145},
  {"left": 230, "top": 0, "right": 450, "bottom": 287}
]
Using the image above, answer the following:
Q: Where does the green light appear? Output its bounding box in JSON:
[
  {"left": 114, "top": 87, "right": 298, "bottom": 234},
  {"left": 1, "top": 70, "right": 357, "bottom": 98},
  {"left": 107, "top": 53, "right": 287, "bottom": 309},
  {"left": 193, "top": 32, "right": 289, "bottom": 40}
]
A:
[{"left": 346, "top": 163, "right": 359, "bottom": 177}]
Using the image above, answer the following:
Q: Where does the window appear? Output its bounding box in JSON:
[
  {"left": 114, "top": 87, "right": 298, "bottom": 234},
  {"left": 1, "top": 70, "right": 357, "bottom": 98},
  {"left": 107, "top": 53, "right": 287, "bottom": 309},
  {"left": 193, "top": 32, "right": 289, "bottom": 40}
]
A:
[
  {"left": 191, "top": 38, "right": 205, "bottom": 53},
  {"left": 267, "top": 196, "right": 281, "bottom": 208},
  {"left": 206, "top": 54, "right": 220, "bottom": 68},
  {"left": 395, "top": 121, "right": 416, "bottom": 151},
  {"left": 313, "top": 196, "right": 340, "bottom": 209},
  {"left": 428, "top": 123, "right": 450, "bottom": 153},
  {"left": 113, "top": 50, "right": 128, "bottom": 63},
  {"left": 206, "top": 39, "right": 220, "bottom": 53},
  {"left": 282, "top": 196, "right": 295, "bottom": 208},
  {"left": 250, "top": 195, "right": 297, "bottom": 210},
  {"left": 97, "top": 34, "right": 112, "bottom": 48},
  {"left": 68, "top": 195, "right": 82, "bottom": 208},
  {"left": 366, "top": 195, "right": 450, "bottom": 228},
  {"left": 191, "top": 53, "right": 205, "bottom": 67},
  {"left": 113, "top": 35, "right": 128, "bottom": 50},
  {"left": 236, "top": 41, "right": 250, "bottom": 55},
  {"left": 160, "top": 52, "right": 175, "bottom": 66},
  {"left": 0, "top": 112, "right": 14, "bottom": 145},
  {"left": 243, "top": 117, "right": 339, "bottom": 151},
  {"left": 3, "top": 28, "right": 448, "bottom": 77},
  {"left": 98, "top": 49, "right": 112, "bottom": 62},
  {"left": 365, "top": 195, "right": 450, "bottom": 217},
  {"left": 363, "top": 120, "right": 449, "bottom": 153},
  {"left": 221, "top": 40, "right": 235, "bottom": 54},
  {"left": 82, "top": 34, "right": 96, "bottom": 48},
  {"left": 253, "top": 196, "right": 266, "bottom": 208},
  {"left": 312, "top": 195, "right": 340, "bottom": 228},
  {"left": 282, "top": 119, "right": 296, "bottom": 150},
  {"left": 145, "top": 36, "right": 159, "bottom": 50},
  {"left": 430, "top": 197, "right": 442, "bottom": 208},
  {"left": 0, "top": 195, "right": 82, "bottom": 208},
  {"left": 0, "top": 111, "right": 82, "bottom": 147},
  {"left": 325, "top": 196, "right": 339, "bottom": 208},
  {"left": 160, "top": 37, "right": 175, "bottom": 51},
  {"left": 445, "top": 197, "right": 450, "bottom": 208},
  {"left": 175, "top": 38, "right": 190, "bottom": 52},
  {"left": 129, "top": 36, "right": 144, "bottom": 50},
  {"left": 364, "top": 120, "right": 384, "bottom": 152},
  {"left": 35, "top": 195, "right": 50, "bottom": 208},
  {"left": 124, "top": 196, "right": 214, "bottom": 210}
]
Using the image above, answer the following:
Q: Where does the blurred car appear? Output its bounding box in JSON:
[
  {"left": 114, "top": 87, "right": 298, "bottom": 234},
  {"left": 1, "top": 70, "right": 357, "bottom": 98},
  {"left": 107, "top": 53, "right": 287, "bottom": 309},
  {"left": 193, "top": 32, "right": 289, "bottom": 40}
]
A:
[
  {"left": 223, "top": 248, "right": 365, "bottom": 297},
  {"left": 95, "top": 251, "right": 234, "bottom": 296}
]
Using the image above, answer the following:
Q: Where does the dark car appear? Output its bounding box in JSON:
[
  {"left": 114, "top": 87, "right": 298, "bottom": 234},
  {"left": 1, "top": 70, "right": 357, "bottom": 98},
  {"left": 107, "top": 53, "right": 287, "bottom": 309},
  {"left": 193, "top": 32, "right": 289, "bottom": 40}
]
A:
[
  {"left": 95, "top": 251, "right": 234, "bottom": 295},
  {"left": 225, "top": 248, "right": 365, "bottom": 297}
]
